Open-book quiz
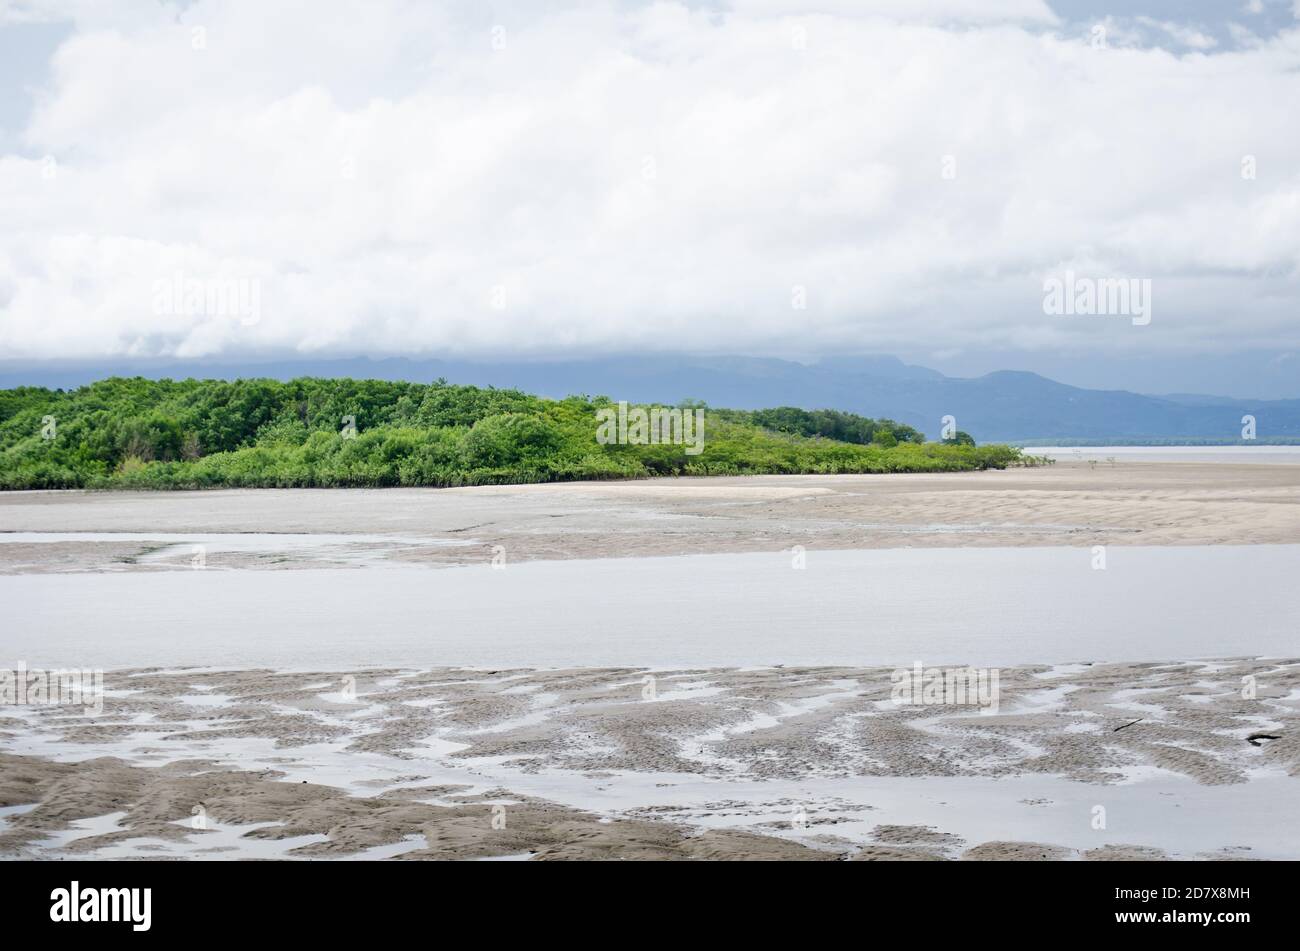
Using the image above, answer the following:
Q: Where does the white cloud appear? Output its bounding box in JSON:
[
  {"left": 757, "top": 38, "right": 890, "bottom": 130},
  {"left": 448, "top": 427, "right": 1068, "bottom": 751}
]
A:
[
  {"left": 1, "top": 0, "right": 1299, "bottom": 362},
  {"left": 729, "top": 0, "right": 1059, "bottom": 23},
  {"left": 1134, "top": 16, "right": 1218, "bottom": 50}
]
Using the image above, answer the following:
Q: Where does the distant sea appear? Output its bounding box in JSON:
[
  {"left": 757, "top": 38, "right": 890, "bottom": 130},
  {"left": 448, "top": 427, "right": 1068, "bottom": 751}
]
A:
[{"left": 1021, "top": 446, "right": 1300, "bottom": 464}]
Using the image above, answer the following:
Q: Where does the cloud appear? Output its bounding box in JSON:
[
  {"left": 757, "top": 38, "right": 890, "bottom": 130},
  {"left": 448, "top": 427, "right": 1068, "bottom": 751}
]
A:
[
  {"left": 1133, "top": 16, "right": 1218, "bottom": 50},
  {"left": 1, "top": 0, "right": 1299, "bottom": 362},
  {"left": 729, "top": 0, "right": 1059, "bottom": 23}
]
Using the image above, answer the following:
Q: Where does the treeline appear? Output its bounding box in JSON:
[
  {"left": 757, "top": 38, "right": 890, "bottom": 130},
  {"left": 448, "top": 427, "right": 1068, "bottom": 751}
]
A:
[
  {"left": 0, "top": 377, "right": 1037, "bottom": 489},
  {"left": 710, "top": 406, "right": 926, "bottom": 447}
]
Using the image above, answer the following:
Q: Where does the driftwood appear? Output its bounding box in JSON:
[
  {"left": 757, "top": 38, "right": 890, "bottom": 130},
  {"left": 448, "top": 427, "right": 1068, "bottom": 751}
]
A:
[
  {"left": 1112, "top": 718, "right": 1143, "bottom": 733},
  {"left": 1247, "top": 732, "right": 1281, "bottom": 747}
]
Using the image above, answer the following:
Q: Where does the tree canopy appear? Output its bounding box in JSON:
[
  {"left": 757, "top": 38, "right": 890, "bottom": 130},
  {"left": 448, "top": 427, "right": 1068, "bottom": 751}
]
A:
[{"left": 0, "top": 376, "right": 1035, "bottom": 489}]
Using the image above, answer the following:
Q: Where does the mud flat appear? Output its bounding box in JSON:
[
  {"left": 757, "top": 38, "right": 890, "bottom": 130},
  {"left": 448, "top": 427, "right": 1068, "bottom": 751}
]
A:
[
  {"left": 2, "top": 463, "right": 1297, "bottom": 860},
  {"left": 1, "top": 661, "right": 1297, "bottom": 860},
  {"left": 2, "top": 462, "right": 1299, "bottom": 573}
]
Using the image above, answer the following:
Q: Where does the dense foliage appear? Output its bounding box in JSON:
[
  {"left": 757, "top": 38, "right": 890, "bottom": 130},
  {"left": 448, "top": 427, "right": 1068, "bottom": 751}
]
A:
[
  {"left": 710, "top": 406, "right": 924, "bottom": 446},
  {"left": 0, "top": 377, "right": 1037, "bottom": 489}
]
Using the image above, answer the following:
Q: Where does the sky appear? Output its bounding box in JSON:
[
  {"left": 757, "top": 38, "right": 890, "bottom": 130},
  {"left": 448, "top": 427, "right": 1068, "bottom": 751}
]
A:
[{"left": 1, "top": 0, "right": 1298, "bottom": 397}]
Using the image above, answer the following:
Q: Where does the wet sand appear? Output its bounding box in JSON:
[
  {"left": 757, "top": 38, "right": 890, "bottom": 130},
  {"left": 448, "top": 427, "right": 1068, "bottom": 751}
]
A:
[
  {"left": 2, "top": 463, "right": 1298, "bottom": 859},
  {"left": 2, "top": 660, "right": 1297, "bottom": 860},
  {"left": 2, "top": 462, "right": 1299, "bottom": 573}
]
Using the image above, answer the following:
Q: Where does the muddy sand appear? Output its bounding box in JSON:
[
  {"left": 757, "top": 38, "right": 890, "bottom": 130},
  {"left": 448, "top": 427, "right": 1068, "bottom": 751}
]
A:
[
  {"left": 2, "top": 462, "right": 1299, "bottom": 572},
  {"left": 2, "top": 660, "right": 1297, "bottom": 860},
  {"left": 2, "top": 464, "right": 1298, "bottom": 859}
]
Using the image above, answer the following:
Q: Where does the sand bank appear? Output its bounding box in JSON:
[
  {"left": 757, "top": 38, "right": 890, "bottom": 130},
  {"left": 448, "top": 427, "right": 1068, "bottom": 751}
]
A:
[{"left": 2, "top": 462, "right": 1299, "bottom": 573}]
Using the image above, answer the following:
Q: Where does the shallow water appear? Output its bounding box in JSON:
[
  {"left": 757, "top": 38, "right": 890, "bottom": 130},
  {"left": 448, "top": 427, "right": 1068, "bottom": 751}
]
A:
[
  {"left": 4, "top": 545, "right": 1297, "bottom": 668},
  {"left": 0, "top": 531, "right": 470, "bottom": 569},
  {"left": 1023, "top": 445, "right": 1300, "bottom": 464},
  {"left": 0, "top": 532, "right": 467, "bottom": 547}
]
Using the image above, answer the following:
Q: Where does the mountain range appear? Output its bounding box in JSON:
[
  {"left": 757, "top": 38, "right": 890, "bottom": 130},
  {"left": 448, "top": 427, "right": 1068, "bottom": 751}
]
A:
[{"left": 3, "top": 355, "right": 1297, "bottom": 444}]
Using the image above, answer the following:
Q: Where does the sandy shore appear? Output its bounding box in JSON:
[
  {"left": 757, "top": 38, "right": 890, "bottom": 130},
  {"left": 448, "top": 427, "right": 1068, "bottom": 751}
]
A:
[
  {"left": 2, "top": 660, "right": 1297, "bottom": 860},
  {"left": 2, "top": 463, "right": 1298, "bottom": 859},
  {"left": 2, "top": 461, "right": 1299, "bottom": 573}
]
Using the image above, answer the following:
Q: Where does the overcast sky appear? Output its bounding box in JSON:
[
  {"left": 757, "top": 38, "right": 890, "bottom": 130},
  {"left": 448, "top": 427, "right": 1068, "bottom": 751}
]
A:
[{"left": 1, "top": 0, "right": 1298, "bottom": 396}]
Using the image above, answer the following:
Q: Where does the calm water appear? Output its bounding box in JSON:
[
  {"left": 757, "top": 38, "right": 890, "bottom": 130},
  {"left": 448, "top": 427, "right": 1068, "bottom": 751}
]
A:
[
  {"left": 4, "top": 546, "right": 1298, "bottom": 669},
  {"left": 1023, "top": 446, "right": 1300, "bottom": 464}
]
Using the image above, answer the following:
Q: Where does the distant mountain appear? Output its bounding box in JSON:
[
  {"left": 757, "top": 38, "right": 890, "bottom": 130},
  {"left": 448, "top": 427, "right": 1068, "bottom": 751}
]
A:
[{"left": 2, "top": 355, "right": 1297, "bottom": 443}]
